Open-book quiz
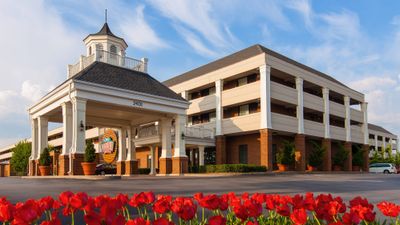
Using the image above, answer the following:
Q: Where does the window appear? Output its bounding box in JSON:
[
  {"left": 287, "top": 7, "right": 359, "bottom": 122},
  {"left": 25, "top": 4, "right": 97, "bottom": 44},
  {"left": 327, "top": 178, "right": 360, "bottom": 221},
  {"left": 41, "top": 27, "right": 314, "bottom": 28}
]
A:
[
  {"left": 96, "top": 44, "right": 104, "bottom": 58},
  {"left": 239, "top": 105, "right": 249, "bottom": 116},
  {"left": 147, "top": 155, "right": 151, "bottom": 168},
  {"left": 238, "top": 77, "right": 248, "bottom": 86},
  {"left": 209, "top": 112, "right": 216, "bottom": 122},
  {"left": 110, "top": 45, "right": 117, "bottom": 59},
  {"left": 89, "top": 46, "right": 92, "bottom": 55},
  {"left": 239, "top": 145, "right": 248, "bottom": 164}
]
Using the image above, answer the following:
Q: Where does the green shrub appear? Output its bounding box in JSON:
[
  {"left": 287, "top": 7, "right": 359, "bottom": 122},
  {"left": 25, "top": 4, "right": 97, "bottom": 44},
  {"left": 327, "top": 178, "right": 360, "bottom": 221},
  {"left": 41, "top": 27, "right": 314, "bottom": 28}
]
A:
[
  {"left": 10, "top": 140, "right": 31, "bottom": 175},
  {"left": 276, "top": 140, "right": 295, "bottom": 165},
  {"left": 352, "top": 146, "right": 364, "bottom": 167},
  {"left": 193, "top": 164, "right": 267, "bottom": 173},
  {"left": 39, "top": 147, "right": 51, "bottom": 166},
  {"left": 333, "top": 144, "right": 348, "bottom": 167},
  {"left": 138, "top": 168, "right": 151, "bottom": 174},
  {"left": 308, "top": 141, "right": 325, "bottom": 167},
  {"left": 84, "top": 141, "right": 96, "bottom": 163}
]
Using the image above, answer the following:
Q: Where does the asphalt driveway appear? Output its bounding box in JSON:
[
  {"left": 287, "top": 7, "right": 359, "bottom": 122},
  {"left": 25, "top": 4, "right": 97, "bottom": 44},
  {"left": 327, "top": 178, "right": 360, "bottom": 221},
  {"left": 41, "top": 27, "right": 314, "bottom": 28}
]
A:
[{"left": 0, "top": 173, "right": 398, "bottom": 204}]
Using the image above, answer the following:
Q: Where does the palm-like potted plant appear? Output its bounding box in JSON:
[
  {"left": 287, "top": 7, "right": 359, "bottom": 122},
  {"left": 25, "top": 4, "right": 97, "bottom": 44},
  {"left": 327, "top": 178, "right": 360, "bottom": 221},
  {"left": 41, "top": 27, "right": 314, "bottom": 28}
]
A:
[
  {"left": 81, "top": 141, "right": 97, "bottom": 175},
  {"left": 276, "top": 140, "right": 295, "bottom": 171},
  {"left": 308, "top": 141, "right": 325, "bottom": 171},
  {"left": 332, "top": 144, "right": 348, "bottom": 171},
  {"left": 352, "top": 146, "right": 364, "bottom": 171},
  {"left": 39, "top": 147, "right": 51, "bottom": 176}
]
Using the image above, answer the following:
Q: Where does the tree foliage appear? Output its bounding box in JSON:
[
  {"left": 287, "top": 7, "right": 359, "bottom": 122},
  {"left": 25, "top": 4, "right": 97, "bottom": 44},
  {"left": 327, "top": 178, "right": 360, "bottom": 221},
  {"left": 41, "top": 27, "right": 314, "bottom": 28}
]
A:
[
  {"left": 10, "top": 140, "right": 31, "bottom": 175},
  {"left": 39, "top": 147, "right": 51, "bottom": 166},
  {"left": 308, "top": 141, "right": 326, "bottom": 167},
  {"left": 276, "top": 140, "right": 295, "bottom": 165},
  {"left": 84, "top": 141, "right": 96, "bottom": 163}
]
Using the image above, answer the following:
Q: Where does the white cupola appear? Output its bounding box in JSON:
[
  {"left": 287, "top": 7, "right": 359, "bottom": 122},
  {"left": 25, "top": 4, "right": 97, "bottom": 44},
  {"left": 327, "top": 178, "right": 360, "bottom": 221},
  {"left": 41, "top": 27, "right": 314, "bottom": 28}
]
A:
[{"left": 83, "top": 22, "right": 128, "bottom": 58}]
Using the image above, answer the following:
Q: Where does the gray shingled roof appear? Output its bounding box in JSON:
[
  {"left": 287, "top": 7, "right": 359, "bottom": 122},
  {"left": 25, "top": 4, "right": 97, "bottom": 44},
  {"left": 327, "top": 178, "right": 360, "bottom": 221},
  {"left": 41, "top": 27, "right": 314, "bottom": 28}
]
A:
[
  {"left": 163, "top": 44, "right": 349, "bottom": 89},
  {"left": 368, "top": 123, "right": 394, "bottom": 135},
  {"left": 73, "top": 62, "right": 186, "bottom": 101}
]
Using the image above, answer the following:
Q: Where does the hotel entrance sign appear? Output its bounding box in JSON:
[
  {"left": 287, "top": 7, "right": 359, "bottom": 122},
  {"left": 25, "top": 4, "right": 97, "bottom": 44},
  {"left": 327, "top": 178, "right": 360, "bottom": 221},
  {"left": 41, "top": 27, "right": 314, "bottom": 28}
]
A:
[{"left": 100, "top": 129, "right": 118, "bottom": 164}]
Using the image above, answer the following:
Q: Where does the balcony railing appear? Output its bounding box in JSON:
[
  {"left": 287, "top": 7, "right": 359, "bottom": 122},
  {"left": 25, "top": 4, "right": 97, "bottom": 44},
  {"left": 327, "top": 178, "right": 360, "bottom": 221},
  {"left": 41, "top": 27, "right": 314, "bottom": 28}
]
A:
[
  {"left": 134, "top": 124, "right": 214, "bottom": 140},
  {"left": 68, "top": 50, "right": 147, "bottom": 77}
]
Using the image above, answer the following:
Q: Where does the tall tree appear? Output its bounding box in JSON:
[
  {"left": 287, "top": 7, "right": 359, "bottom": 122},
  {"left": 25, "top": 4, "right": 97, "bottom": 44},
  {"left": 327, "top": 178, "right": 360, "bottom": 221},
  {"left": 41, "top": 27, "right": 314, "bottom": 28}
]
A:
[{"left": 10, "top": 140, "right": 31, "bottom": 175}]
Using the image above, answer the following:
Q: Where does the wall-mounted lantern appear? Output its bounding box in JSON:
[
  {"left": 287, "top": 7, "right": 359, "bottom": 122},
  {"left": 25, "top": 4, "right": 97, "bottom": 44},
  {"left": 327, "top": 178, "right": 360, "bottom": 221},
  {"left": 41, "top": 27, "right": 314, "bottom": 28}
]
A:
[{"left": 80, "top": 121, "right": 85, "bottom": 132}]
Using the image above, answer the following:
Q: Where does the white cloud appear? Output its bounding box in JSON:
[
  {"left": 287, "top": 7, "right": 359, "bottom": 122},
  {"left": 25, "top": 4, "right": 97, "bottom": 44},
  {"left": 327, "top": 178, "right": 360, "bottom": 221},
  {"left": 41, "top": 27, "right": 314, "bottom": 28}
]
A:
[
  {"left": 148, "top": 0, "right": 233, "bottom": 49},
  {"left": 174, "top": 26, "right": 218, "bottom": 58},
  {"left": 286, "top": 0, "right": 313, "bottom": 27},
  {"left": 349, "top": 76, "right": 397, "bottom": 92},
  {"left": 120, "top": 5, "right": 169, "bottom": 51}
]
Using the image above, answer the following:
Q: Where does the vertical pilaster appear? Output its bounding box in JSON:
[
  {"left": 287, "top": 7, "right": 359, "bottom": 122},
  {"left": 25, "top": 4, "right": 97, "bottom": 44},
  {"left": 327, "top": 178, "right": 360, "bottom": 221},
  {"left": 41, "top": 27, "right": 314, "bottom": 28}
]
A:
[
  {"left": 181, "top": 91, "right": 188, "bottom": 100},
  {"left": 344, "top": 96, "right": 351, "bottom": 142},
  {"left": 215, "top": 80, "right": 223, "bottom": 136},
  {"left": 260, "top": 65, "right": 272, "bottom": 129},
  {"left": 322, "top": 139, "right": 332, "bottom": 171},
  {"left": 117, "top": 127, "right": 127, "bottom": 175},
  {"left": 296, "top": 77, "right": 304, "bottom": 134},
  {"left": 149, "top": 145, "right": 156, "bottom": 175},
  {"left": 29, "top": 118, "right": 38, "bottom": 176},
  {"left": 37, "top": 116, "right": 48, "bottom": 159},
  {"left": 172, "top": 114, "right": 188, "bottom": 174},
  {"left": 70, "top": 98, "right": 86, "bottom": 175},
  {"left": 322, "top": 88, "right": 330, "bottom": 139},
  {"left": 374, "top": 135, "right": 378, "bottom": 151},
  {"left": 60, "top": 102, "right": 72, "bottom": 175},
  {"left": 260, "top": 129, "right": 273, "bottom": 171},
  {"left": 216, "top": 136, "right": 226, "bottom": 164},
  {"left": 198, "top": 146, "right": 205, "bottom": 166},
  {"left": 295, "top": 134, "right": 306, "bottom": 171},
  {"left": 361, "top": 102, "right": 369, "bottom": 145},
  {"left": 159, "top": 118, "right": 172, "bottom": 174},
  {"left": 344, "top": 142, "right": 352, "bottom": 171}
]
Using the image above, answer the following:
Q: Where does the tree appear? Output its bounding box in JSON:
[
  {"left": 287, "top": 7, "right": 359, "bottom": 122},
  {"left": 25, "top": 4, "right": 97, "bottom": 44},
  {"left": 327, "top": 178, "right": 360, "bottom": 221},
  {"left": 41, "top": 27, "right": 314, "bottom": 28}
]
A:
[
  {"left": 308, "top": 141, "right": 326, "bottom": 168},
  {"left": 276, "top": 140, "right": 295, "bottom": 165},
  {"left": 10, "top": 140, "right": 31, "bottom": 176},
  {"left": 84, "top": 141, "right": 96, "bottom": 163},
  {"left": 39, "top": 147, "right": 51, "bottom": 166},
  {"left": 352, "top": 146, "right": 364, "bottom": 167},
  {"left": 333, "top": 144, "right": 349, "bottom": 167}
]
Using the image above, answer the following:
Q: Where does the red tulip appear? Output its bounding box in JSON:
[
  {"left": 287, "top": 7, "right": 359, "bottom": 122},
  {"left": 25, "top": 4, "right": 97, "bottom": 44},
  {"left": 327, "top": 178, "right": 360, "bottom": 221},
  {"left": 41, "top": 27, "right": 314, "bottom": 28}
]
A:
[
  {"left": 290, "top": 208, "right": 307, "bottom": 225},
  {"left": 126, "top": 217, "right": 151, "bottom": 225},
  {"left": 198, "top": 194, "right": 220, "bottom": 211},
  {"left": 276, "top": 204, "right": 290, "bottom": 217},
  {"left": 59, "top": 191, "right": 73, "bottom": 206},
  {"left": 153, "top": 195, "right": 172, "bottom": 214},
  {"left": 70, "top": 192, "right": 88, "bottom": 210},
  {"left": 171, "top": 197, "right": 197, "bottom": 221},
  {"left": 153, "top": 217, "right": 174, "bottom": 225},
  {"left": 207, "top": 215, "right": 226, "bottom": 225},
  {"left": 84, "top": 211, "right": 102, "bottom": 225},
  {"left": 377, "top": 201, "right": 399, "bottom": 217},
  {"left": 0, "top": 198, "right": 14, "bottom": 222}
]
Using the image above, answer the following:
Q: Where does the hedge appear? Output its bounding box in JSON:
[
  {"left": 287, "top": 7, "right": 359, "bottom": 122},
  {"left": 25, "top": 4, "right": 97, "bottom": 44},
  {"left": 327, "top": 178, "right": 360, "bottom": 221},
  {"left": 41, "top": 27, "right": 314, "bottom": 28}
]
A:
[
  {"left": 189, "top": 164, "right": 267, "bottom": 173},
  {"left": 138, "top": 168, "right": 151, "bottom": 174}
]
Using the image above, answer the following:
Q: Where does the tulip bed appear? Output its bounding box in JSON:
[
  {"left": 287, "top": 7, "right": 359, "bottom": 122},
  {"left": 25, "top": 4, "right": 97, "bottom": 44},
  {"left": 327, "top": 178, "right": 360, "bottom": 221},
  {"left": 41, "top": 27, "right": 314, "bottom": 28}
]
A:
[{"left": 0, "top": 191, "right": 400, "bottom": 225}]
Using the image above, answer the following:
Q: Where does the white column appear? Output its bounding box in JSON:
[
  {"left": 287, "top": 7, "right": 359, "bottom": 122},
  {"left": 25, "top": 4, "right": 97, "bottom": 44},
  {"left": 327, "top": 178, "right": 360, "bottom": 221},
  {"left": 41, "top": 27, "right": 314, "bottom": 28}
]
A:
[
  {"left": 260, "top": 65, "right": 272, "bottom": 129},
  {"left": 390, "top": 138, "right": 393, "bottom": 151},
  {"left": 344, "top": 96, "right": 351, "bottom": 142},
  {"left": 383, "top": 137, "right": 387, "bottom": 150},
  {"left": 215, "top": 80, "right": 223, "bottom": 135},
  {"left": 61, "top": 102, "right": 72, "bottom": 155},
  {"left": 323, "top": 88, "right": 330, "bottom": 138},
  {"left": 361, "top": 102, "right": 369, "bottom": 145},
  {"left": 117, "top": 127, "right": 127, "bottom": 162},
  {"left": 149, "top": 145, "right": 156, "bottom": 175},
  {"left": 174, "top": 114, "right": 187, "bottom": 157},
  {"left": 71, "top": 98, "right": 87, "bottom": 154},
  {"left": 29, "top": 118, "right": 38, "bottom": 160},
  {"left": 374, "top": 135, "right": 378, "bottom": 151},
  {"left": 126, "top": 127, "right": 136, "bottom": 161},
  {"left": 296, "top": 77, "right": 304, "bottom": 134},
  {"left": 198, "top": 146, "right": 205, "bottom": 166},
  {"left": 37, "top": 116, "right": 48, "bottom": 159},
  {"left": 160, "top": 118, "right": 172, "bottom": 158}
]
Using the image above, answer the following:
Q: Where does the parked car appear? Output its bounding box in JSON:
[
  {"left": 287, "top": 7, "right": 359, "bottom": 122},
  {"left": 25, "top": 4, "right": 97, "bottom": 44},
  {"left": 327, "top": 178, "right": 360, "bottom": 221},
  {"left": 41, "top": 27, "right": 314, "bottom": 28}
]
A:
[
  {"left": 95, "top": 163, "right": 116, "bottom": 175},
  {"left": 369, "top": 163, "right": 397, "bottom": 174}
]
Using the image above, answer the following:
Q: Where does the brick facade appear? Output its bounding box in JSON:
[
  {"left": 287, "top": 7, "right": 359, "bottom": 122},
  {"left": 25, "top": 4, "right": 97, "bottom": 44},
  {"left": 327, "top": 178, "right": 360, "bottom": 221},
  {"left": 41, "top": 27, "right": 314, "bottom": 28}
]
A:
[
  {"left": 226, "top": 133, "right": 260, "bottom": 165},
  {"left": 70, "top": 153, "right": 84, "bottom": 175},
  {"left": 344, "top": 142, "right": 352, "bottom": 171},
  {"left": 125, "top": 160, "right": 139, "bottom": 175},
  {"left": 362, "top": 144, "right": 369, "bottom": 172},
  {"left": 322, "top": 139, "right": 332, "bottom": 171},
  {"left": 260, "top": 129, "right": 273, "bottom": 170},
  {"left": 58, "top": 154, "right": 69, "bottom": 176},
  {"left": 295, "top": 134, "right": 306, "bottom": 171},
  {"left": 116, "top": 161, "right": 125, "bottom": 175},
  {"left": 159, "top": 158, "right": 172, "bottom": 174},
  {"left": 172, "top": 156, "right": 188, "bottom": 174},
  {"left": 216, "top": 136, "right": 226, "bottom": 164}
]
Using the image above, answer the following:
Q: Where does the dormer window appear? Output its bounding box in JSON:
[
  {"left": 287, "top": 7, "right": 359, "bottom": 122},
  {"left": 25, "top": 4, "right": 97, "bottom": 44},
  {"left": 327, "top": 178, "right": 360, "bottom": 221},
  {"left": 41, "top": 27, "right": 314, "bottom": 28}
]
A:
[
  {"left": 110, "top": 45, "right": 117, "bottom": 54},
  {"left": 89, "top": 46, "right": 92, "bottom": 55},
  {"left": 96, "top": 44, "right": 104, "bottom": 58}
]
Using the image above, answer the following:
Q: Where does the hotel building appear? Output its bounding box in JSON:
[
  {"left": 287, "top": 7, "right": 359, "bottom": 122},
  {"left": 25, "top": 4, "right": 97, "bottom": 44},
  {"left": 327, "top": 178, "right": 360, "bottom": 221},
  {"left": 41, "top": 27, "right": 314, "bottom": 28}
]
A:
[{"left": 0, "top": 24, "right": 398, "bottom": 176}]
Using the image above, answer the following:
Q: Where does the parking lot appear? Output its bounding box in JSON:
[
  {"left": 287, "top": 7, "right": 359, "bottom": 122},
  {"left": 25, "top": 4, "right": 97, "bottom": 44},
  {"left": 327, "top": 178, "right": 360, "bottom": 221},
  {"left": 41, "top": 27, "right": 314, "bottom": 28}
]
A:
[{"left": 0, "top": 173, "right": 398, "bottom": 204}]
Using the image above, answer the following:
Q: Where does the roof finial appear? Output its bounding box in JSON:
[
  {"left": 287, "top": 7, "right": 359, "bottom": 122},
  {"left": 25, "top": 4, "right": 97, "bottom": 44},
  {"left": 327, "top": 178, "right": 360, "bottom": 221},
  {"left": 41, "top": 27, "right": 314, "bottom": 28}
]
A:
[{"left": 105, "top": 9, "right": 108, "bottom": 23}]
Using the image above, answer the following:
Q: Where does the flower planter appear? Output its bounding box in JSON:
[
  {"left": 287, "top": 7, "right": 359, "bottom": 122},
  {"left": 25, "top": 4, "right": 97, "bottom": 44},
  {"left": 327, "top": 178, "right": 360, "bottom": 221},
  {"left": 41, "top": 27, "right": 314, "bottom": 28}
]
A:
[
  {"left": 81, "top": 162, "right": 96, "bottom": 175},
  {"left": 39, "top": 166, "right": 50, "bottom": 176},
  {"left": 333, "top": 165, "right": 342, "bottom": 171},
  {"left": 307, "top": 165, "right": 318, "bottom": 171},
  {"left": 277, "top": 164, "right": 289, "bottom": 172},
  {"left": 352, "top": 166, "right": 361, "bottom": 172}
]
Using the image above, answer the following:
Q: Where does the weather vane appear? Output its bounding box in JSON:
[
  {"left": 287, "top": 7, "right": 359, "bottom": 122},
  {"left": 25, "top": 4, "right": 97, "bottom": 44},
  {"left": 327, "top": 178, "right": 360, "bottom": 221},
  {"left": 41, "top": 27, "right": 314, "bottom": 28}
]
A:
[{"left": 105, "top": 9, "right": 108, "bottom": 23}]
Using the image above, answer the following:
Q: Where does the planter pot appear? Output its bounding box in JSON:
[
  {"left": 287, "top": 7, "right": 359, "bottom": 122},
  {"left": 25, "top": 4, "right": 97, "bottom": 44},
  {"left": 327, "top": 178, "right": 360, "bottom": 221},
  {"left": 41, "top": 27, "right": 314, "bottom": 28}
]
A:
[
  {"left": 307, "top": 165, "right": 318, "bottom": 171},
  {"left": 81, "top": 162, "right": 96, "bottom": 176},
  {"left": 277, "top": 164, "right": 289, "bottom": 172},
  {"left": 39, "top": 166, "right": 51, "bottom": 176},
  {"left": 333, "top": 165, "right": 342, "bottom": 171},
  {"left": 352, "top": 166, "right": 361, "bottom": 172}
]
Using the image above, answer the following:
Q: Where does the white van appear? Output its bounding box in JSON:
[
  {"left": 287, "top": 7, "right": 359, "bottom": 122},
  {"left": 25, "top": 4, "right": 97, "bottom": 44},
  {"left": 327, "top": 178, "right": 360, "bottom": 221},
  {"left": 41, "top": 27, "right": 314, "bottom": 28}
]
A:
[{"left": 369, "top": 163, "right": 397, "bottom": 174}]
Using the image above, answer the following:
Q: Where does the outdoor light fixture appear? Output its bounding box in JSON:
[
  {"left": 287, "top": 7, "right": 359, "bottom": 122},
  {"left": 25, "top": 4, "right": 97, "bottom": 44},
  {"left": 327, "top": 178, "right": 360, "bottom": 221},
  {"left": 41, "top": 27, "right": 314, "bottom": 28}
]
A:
[
  {"left": 181, "top": 132, "right": 185, "bottom": 140},
  {"left": 80, "top": 121, "right": 85, "bottom": 132}
]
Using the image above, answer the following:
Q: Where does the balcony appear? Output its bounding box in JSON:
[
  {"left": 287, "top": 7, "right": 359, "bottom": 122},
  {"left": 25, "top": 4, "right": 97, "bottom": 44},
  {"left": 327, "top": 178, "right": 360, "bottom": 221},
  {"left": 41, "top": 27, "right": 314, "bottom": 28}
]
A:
[
  {"left": 330, "top": 126, "right": 346, "bottom": 141},
  {"left": 68, "top": 50, "right": 147, "bottom": 77},
  {"left": 350, "top": 108, "right": 363, "bottom": 122},
  {"left": 222, "top": 112, "right": 261, "bottom": 134},
  {"left": 222, "top": 81, "right": 260, "bottom": 107},
  {"left": 304, "top": 120, "right": 324, "bottom": 138},
  {"left": 351, "top": 125, "right": 363, "bottom": 144},
  {"left": 270, "top": 81, "right": 297, "bottom": 105},
  {"left": 329, "top": 101, "right": 345, "bottom": 118},
  {"left": 134, "top": 123, "right": 215, "bottom": 146},
  {"left": 271, "top": 113, "right": 297, "bottom": 133},
  {"left": 304, "top": 93, "right": 324, "bottom": 112},
  {"left": 187, "top": 95, "right": 216, "bottom": 115}
]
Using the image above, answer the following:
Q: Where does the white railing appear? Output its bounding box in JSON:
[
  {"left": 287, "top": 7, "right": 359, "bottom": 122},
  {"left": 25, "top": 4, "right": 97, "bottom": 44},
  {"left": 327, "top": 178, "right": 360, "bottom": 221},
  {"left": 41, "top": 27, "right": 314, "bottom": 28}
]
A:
[
  {"left": 134, "top": 124, "right": 214, "bottom": 140},
  {"left": 68, "top": 50, "right": 147, "bottom": 77}
]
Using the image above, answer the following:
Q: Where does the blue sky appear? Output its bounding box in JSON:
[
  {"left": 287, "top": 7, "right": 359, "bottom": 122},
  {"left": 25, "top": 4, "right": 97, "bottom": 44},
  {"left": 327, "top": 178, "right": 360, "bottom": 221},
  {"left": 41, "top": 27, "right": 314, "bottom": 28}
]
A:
[{"left": 0, "top": 0, "right": 399, "bottom": 147}]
